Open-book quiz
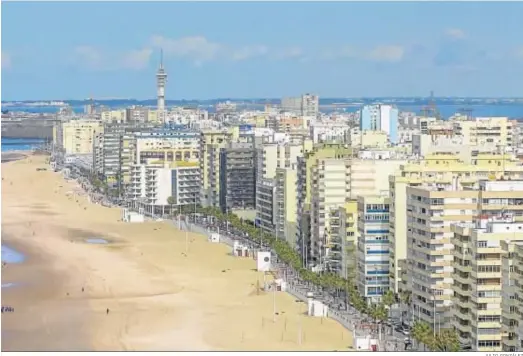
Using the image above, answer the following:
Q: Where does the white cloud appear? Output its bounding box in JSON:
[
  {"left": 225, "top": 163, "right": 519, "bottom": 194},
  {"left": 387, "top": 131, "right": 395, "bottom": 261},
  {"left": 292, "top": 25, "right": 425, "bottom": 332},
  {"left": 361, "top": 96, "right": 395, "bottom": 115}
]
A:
[
  {"left": 273, "top": 46, "right": 303, "bottom": 60},
  {"left": 319, "top": 45, "right": 404, "bottom": 62},
  {"left": 150, "top": 35, "right": 222, "bottom": 65},
  {"left": 232, "top": 45, "right": 268, "bottom": 61},
  {"left": 72, "top": 45, "right": 152, "bottom": 71},
  {"left": 367, "top": 45, "right": 405, "bottom": 62},
  {"left": 121, "top": 48, "right": 153, "bottom": 70},
  {"left": 73, "top": 46, "right": 103, "bottom": 69},
  {"left": 2, "top": 51, "right": 12, "bottom": 69},
  {"left": 445, "top": 28, "right": 467, "bottom": 40}
]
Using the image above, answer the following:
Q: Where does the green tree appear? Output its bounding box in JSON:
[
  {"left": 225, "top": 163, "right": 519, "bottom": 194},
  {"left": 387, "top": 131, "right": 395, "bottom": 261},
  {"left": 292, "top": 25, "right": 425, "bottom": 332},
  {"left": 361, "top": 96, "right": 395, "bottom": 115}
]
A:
[
  {"left": 411, "top": 321, "right": 432, "bottom": 351},
  {"left": 167, "top": 196, "right": 176, "bottom": 216},
  {"left": 432, "top": 329, "right": 460, "bottom": 352}
]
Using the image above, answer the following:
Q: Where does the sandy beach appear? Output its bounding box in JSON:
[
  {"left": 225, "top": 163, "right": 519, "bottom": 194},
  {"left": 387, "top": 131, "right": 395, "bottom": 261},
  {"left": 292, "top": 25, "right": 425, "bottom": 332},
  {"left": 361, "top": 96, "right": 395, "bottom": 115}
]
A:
[{"left": 1, "top": 154, "right": 353, "bottom": 351}]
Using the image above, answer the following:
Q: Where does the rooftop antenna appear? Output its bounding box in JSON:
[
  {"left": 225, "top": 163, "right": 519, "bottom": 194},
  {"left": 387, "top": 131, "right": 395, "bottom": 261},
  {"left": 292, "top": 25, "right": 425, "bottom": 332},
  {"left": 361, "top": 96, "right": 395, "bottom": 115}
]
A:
[{"left": 160, "top": 48, "right": 164, "bottom": 69}]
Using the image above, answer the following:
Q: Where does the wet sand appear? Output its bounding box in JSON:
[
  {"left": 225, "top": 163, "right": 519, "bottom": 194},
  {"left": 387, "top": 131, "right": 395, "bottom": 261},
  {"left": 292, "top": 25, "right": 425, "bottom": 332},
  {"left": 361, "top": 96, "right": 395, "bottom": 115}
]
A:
[{"left": 1, "top": 155, "right": 353, "bottom": 351}]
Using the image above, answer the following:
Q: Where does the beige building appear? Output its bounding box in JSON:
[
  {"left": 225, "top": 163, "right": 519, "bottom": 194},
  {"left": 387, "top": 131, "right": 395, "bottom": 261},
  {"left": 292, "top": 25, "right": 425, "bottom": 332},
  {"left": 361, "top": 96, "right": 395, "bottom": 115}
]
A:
[
  {"left": 407, "top": 184, "right": 478, "bottom": 330},
  {"left": 350, "top": 130, "right": 389, "bottom": 149},
  {"left": 501, "top": 241, "right": 523, "bottom": 351},
  {"left": 61, "top": 120, "right": 103, "bottom": 155},
  {"left": 100, "top": 109, "right": 127, "bottom": 124},
  {"left": 256, "top": 142, "right": 307, "bottom": 180},
  {"left": 452, "top": 212, "right": 523, "bottom": 352},
  {"left": 453, "top": 117, "right": 514, "bottom": 148},
  {"left": 389, "top": 152, "right": 523, "bottom": 293}
]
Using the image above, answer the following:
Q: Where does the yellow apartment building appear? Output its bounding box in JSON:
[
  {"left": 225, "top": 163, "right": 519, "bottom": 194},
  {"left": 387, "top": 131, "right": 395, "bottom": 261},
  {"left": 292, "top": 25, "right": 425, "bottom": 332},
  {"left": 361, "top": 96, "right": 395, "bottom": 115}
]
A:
[
  {"left": 61, "top": 120, "right": 103, "bottom": 155},
  {"left": 296, "top": 144, "right": 354, "bottom": 267},
  {"left": 450, "top": 180, "right": 523, "bottom": 351},
  {"left": 453, "top": 214, "right": 523, "bottom": 352},
  {"left": 407, "top": 184, "right": 478, "bottom": 330},
  {"left": 100, "top": 110, "right": 127, "bottom": 124},
  {"left": 453, "top": 117, "right": 514, "bottom": 148},
  {"left": 389, "top": 152, "right": 523, "bottom": 293},
  {"left": 256, "top": 143, "right": 305, "bottom": 180}
]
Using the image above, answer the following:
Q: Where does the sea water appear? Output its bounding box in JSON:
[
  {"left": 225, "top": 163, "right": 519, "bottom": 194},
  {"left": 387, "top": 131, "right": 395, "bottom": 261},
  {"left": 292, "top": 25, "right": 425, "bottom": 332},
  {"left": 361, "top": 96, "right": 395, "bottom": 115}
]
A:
[
  {"left": 1, "top": 245, "right": 26, "bottom": 264},
  {"left": 1, "top": 138, "right": 46, "bottom": 152},
  {"left": 85, "top": 238, "right": 108, "bottom": 244}
]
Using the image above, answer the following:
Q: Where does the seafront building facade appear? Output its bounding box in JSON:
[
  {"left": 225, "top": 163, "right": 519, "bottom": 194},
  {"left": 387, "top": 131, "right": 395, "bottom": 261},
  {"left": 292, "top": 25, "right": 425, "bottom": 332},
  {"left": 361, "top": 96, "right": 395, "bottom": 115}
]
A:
[
  {"left": 61, "top": 120, "right": 103, "bottom": 155},
  {"left": 129, "top": 161, "right": 200, "bottom": 208},
  {"left": 389, "top": 152, "right": 523, "bottom": 294},
  {"left": 357, "top": 195, "right": 391, "bottom": 304}
]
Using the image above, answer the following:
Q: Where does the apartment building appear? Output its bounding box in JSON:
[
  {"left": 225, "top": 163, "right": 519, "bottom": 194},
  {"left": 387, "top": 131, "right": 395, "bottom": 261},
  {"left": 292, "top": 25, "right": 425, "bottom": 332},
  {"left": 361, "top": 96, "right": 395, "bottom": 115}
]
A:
[
  {"left": 61, "top": 120, "right": 103, "bottom": 155},
  {"left": 200, "top": 129, "right": 233, "bottom": 208},
  {"left": 453, "top": 117, "right": 514, "bottom": 148},
  {"left": 274, "top": 167, "right": 298, "bottom": 246},
  {"left": 296, "top": 144, "right": 354, "bottom": 266},
  {"left": 357, "top": 195, "right": 391, "bottom": 304},
  {"left": 281, "top": 93, "right": 319, "bottom": 116},
  {"left": 406, "top": 183, "right": 478, "bottom": 330},
  {"left": 339, "top": 201, "right": 358, "bottom": 281},
  {"left": 219, "top": 143, "right": 256, "bottom": 213},
  {"left": 129, "top": 161, "right": 200, "bottom": 208},
  {"left": 135, "top": 130, "right": 199, "bottom": 165},
  {"left": 126, "top": 106, "right": 149, "bottom": 123},
  {"left": 389, "top": 152, "right": 523, "bottom": 293},
  {"left": 100, "top": 109, "right": 127, "bottom": 124},
  {"left": 256, "top": 143, "right": 304, "bottom": 180},
  {"left": 351, "top": 151, "right": 407, "bottom": 199},
  {"left": 310, "top": 158, "right": 349, "bottom": 268},
  {"left": 501, "top": 240, "right": 522, "bottom": 351},
  {"left": 454, "top": 215, "right": 523, "bottom": 352},
  {"left": 350, "top": 130, "right": 389, "bottom": 149},
  {"left": 505, "top": 243, "right": 523, "bottom": 351},
  {"left": 256, "top": 178, "right": 275, "bottom": 235},
  {"left": 360, "top": 104, "right": 399, "bottom": 143},
  {"left": 450, "top": 180, "right": 523, "bottom": 351}
]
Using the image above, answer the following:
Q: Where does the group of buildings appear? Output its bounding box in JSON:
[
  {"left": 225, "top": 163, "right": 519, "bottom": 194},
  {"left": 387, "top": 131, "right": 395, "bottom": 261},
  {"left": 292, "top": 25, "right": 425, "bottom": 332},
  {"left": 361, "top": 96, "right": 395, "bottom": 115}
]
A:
[{"left": 50, "top": 62, "right": 523, "bottom": 352}]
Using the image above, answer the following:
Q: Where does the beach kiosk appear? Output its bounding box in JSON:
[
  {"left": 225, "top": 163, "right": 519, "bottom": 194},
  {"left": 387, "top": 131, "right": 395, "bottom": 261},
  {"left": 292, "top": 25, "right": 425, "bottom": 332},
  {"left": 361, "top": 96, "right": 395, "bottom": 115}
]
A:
[
  {"left": 121, "top": 208, "right": 145, "bottom": 223},
  {"left": 208, "top": 233, "right": 220, "bottom": 243}
]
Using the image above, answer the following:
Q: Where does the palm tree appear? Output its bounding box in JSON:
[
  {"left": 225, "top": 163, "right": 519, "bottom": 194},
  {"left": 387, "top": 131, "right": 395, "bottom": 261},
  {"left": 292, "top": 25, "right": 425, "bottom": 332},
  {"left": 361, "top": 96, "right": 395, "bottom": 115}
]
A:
[
  {"left": 411, "top": 321, "right": 432, "bottom": 351},
  {"left": 432, "top": 329, "right": 460, "bottom": 351},
  {"left": 399, "top": 290, "right": 412, "bottom": 324},
  {"left": 167, "top": 196, "right": 176, "bottom": 216},
  {"left": 381, "top": 289, "right": 396, "bottom": 321}
]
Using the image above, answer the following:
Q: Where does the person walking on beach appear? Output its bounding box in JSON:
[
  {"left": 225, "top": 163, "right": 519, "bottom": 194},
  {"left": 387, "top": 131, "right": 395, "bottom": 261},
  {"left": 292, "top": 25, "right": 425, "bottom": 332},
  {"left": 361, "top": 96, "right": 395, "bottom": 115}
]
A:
[{"left": 106, "top": 308, "right": 110, "bottom": 315}]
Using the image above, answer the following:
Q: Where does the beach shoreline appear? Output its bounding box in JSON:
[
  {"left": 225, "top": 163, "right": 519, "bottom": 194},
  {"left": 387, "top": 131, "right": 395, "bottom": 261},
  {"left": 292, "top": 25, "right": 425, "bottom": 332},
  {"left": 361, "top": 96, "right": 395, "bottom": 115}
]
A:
[{"left": 1, "top": 154, "right": 353, "bottom": 351}]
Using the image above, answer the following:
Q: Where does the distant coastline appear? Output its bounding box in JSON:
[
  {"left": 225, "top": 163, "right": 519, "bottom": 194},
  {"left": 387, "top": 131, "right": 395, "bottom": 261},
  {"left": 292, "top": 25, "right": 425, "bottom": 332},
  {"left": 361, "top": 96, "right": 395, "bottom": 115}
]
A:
[{"left": 2, "top": 100, "right": 523, "bottom": 119}]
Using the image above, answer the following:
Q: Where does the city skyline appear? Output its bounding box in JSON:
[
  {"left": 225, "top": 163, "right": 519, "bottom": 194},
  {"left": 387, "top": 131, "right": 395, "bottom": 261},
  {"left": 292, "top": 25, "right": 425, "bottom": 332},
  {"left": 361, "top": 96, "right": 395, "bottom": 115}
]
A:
[{"left": 2, "top": 1, "right": 523, "bottom": 100}]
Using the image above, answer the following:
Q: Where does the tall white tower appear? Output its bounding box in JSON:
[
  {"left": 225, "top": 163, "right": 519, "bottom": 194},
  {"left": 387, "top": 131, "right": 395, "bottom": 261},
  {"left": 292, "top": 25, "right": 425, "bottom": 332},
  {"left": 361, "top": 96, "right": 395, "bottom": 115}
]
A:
[{"left": 156, "top": 49, "right": 167, "bottom": 122}]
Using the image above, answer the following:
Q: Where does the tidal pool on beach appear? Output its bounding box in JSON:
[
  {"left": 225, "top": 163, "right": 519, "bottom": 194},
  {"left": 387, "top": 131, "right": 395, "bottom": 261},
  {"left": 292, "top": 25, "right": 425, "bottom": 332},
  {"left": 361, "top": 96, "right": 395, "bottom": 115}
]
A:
[
  {"left": 1, "top": 245, "right": 26, "bottom": 264},
  {"left": 85, "top": 238, "right": 108, "bottom": 245}
]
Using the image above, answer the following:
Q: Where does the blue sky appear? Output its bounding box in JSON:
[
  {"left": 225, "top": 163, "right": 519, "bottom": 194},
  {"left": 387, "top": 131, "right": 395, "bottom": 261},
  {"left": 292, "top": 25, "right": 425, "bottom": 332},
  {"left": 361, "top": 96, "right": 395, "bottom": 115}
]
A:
[{"left": 2, "top": 2, "right": 523, "bottom": 100}]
